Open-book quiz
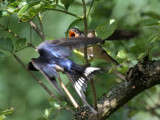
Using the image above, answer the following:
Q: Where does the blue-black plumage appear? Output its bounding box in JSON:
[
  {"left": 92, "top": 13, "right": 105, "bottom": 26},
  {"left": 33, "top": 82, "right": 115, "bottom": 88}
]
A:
[{"left": 27, "top": 37, "right": 103, "bottom": 114}]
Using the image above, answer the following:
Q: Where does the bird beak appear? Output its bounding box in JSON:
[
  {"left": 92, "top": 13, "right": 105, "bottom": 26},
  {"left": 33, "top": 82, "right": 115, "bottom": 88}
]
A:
[{"left": 68, "top": 30, "right": 76, "bottom": 38}]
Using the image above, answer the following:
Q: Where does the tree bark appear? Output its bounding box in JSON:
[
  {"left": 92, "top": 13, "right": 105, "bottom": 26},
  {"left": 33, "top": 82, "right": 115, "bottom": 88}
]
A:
[{"left": 74, "top": 59, "right": 160, "bottom": 120}]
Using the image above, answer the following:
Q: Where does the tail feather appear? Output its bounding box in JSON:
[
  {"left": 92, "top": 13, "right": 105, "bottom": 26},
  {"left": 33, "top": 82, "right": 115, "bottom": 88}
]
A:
[{"left": 66, "top": 67, "right": 101, "bottom": 114}]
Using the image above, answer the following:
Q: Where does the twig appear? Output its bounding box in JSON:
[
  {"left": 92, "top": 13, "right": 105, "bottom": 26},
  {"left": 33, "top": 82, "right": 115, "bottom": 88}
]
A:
[
  {"left": 29, "top": 24, "right": 32, "bottom": 44},
  {"left": 90, "top": 79, "right": 98, "bottom": 111},
  {"left": 37, "top": 13, "right": 46, "bottom": 40},
  {"left": 113, "top": 71, "right": 126, "bottom": 81},
  {"left": 87, "top": 0, "right": 94, "bottom": 17},
  {"left": 29, "top": 20, "right": 45, "bottom": 41},
  {"left": 12, "top": 53, "right": 60, "bottom": 102},
  {"left": 0, "top": 23, "right": 36, "bottom": 50},
  {"left": 57, "top": 73, "right": 79, "bottom": 108},
  {"left": 49, "top": 8, "right": 82, "bottom": 19},
  {"left": 12, "top": 53, "right": 75, "bottom": 114},
  {"left": 82, "top": 0, "right": 88, "bottom": 65}
]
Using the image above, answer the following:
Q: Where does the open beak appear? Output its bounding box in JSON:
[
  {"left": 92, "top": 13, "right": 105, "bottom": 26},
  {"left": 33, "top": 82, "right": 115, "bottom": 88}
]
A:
[{"left": 68, "top": 30, "right": 80, "bottom": 38}]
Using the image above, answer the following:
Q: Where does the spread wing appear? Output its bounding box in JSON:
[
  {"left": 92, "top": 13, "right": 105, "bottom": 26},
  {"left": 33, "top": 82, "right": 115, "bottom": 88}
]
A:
[
  {"left": 37, "top": 37, "right": 102, "bottom": 59},
  {"left": 49, "top": 37, "right": 103, "bottom": 50},
  {"left": 30, "top": 58, "right": 67, "bottom": 100}
]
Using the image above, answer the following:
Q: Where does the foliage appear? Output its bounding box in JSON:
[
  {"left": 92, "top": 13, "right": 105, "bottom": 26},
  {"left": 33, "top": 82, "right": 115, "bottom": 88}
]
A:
[{"left": 0, "top": 0, "right": 160, "bottom": 120}]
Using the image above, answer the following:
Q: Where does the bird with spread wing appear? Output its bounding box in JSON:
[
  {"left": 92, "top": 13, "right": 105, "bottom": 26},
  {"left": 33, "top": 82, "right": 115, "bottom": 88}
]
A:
[{"left": 27, "top": 37, "right": 103, "bottom": 114}]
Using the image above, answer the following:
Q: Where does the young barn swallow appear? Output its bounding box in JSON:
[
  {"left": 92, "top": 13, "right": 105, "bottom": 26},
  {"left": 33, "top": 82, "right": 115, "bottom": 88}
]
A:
[
  {"left": 27, "top": 37, "right": 103, "bottom": 114},
  {"left": 68, "top": 28, "right": 121, "bottom": 66}
]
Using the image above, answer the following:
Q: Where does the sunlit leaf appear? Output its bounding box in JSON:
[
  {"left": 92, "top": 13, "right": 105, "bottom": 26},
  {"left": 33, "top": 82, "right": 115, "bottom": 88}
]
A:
[
  {"left": 0, "top": 107, "right": 14, "bottom": 115},
  {"left": 18, "top": 0, "right": 56, "bottom": 22},
  {"left": 0, "top": 37, "right": 14, "bottom": 51},
  {"left": 0, "top": 10, "right": 10, "bottom": 17},
  {"left": 95, "top": 19, "right": 117, "bottom": 40},
  {"left": 0, "top": 107, "right": 14, "bottom": 120},
  {"left": 117, "top": 50, "right": 127, "bottom": 59},
  {"left": 44, "top": 108, "right": 52, "bottom": 119},
  {"left": 0, "top": 115, "right": 6, "bottom": 120},
  {"left": 50, "top": 101, "right": 61, "bottom": 108}
]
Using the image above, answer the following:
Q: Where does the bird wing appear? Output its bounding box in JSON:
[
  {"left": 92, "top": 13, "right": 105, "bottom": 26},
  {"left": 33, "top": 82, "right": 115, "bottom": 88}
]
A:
[
  {"left": 37, "top": 37, "right": 102, "bottom": 59},
  {"left": 30, "top": 58, "right": 67, "bottom": 99},
  {"left": 49, "top": 37, "right": 103, "bottom": 50}
]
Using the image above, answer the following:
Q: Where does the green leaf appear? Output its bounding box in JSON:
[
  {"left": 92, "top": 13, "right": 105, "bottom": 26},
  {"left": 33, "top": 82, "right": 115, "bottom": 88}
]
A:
[
  {"left": 0, "top": 51, "right": 7, "bottom": 57},
  {"left": 66, "top": 16, "right": 92, "bottom": 36},
  {"left": 18, "top": 0, "right": 56, "bottom": 22},
  {"left": 0, "top": 107, "right": 14, "bottom": 120},
  {"left": 50, "top": 101, "right": 60, "bottom": 108},
  {"left": 36, "top": 117, "right": 48, "bottom": 120},
  {"left": 117, "top": 50, "right": 127, "bottom": 59},
  {"left": 0, "top": 10, "right": 10, "bottom": 17},
  {"left": 130, "top": 45, "right": 139, "bottom": 54},
  {"left": 44, "top": 108, "right": 52, "bottom": 119},
  {"left": 95, "top": 19, "right": 117, "bottom": 40},
  {"left": 15, "top": 38, "right": 27, "bottom": 50},
  {"left": 140, "top": 19, "right": 160, "bottom": 26},
  {"left": 6, "top": 1, "right": 23, "bottom": 14},
  {"left": 0, "top": 37, "right": 14, "bottom": 51},
  {"left": 60, "top": 0, "right": 74, "bottom": 10},
  {"left": 0, "top": 114, "right": 6, "bottom": 120},
  {"left": 138, "top": 52, "right": 146, "bottom": 59},
  {"left": 128, "top": 110, "right": 138, "bottom": 118},
  {"left": 67, "top": 19, "right": 84, "bottom": 34},
  {"left": 0, "top": 107, "right": 14, "bottom": 115},
  {"left": 61, "top": 101, "right": 67, "bottom": 107},
  {"left": 142, "top": 12, "right": 160, "bottom": 20}
]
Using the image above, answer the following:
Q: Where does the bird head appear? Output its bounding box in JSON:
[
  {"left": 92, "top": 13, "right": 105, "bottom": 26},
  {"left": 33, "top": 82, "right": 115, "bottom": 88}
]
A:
[{"left": 68, "top": 28, "right": 83, "bottom": 38}]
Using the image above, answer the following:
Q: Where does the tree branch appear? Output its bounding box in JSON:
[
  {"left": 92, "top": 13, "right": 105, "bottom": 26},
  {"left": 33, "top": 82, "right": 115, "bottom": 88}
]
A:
[
  {"left": 75, "top": 59, "right": 160, "bottom": 120},
  {"left": 29, "top": 20, "right": 45, "bottom": 41}
]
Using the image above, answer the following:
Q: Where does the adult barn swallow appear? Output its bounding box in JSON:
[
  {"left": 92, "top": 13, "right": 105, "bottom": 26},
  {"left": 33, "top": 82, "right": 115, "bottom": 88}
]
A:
[
  {"left": 27, "top": 37, "right": 103, "bottom": 114},
  {"left": 68, "top": 28, "right": 121, "bottom": 66}
]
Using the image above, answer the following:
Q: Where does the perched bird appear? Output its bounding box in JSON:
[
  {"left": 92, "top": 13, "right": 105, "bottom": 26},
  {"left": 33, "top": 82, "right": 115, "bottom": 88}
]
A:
[
  {"left": 27, "top": 37, "right": 103, "bottom": 114},
  {"left": 68, "top": 28, "right": 122, "bottom": 66}
]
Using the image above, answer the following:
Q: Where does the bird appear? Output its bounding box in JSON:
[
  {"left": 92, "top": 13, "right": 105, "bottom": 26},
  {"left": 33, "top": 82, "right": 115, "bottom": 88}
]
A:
[
  {"left": 68, "top": 28, "right": 139, "bottom": 40},
  {"left": 68, "top": 28, "right": 123, "bottom": 66},
  {"left": 27, "top": 37, "right": 103, "bottom": 114}
]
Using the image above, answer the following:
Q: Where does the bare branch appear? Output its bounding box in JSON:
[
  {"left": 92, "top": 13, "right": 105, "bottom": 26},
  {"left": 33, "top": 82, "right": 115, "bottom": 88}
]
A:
[
  {"left": 29, "top": 20, "right": 45, "bottom": 41},
  {"left": 75, "top": 60, "right": 160, "bottom": 119}
]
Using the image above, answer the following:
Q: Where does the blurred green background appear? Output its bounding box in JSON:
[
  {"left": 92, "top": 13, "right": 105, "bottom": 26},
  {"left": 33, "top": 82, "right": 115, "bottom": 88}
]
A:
[{"left": 0, "top": 0, "right": 160, "bottom": 119}]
